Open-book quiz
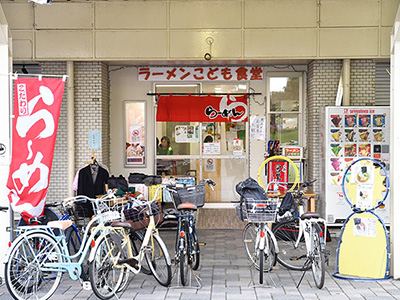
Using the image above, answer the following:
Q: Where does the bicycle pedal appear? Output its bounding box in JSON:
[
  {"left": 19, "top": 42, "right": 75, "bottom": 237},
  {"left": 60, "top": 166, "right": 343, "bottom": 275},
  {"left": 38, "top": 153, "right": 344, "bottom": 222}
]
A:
[
  {"left": 118, "top": 258, "right": 138, "bottom": 268},
  {"left": 198, "top": 242, "right": 206, "bottom": 246},
  {"left": 82, "top": 281, "right": 92, "bottom": 291},
  {"left": 273, "top": 266, "right": 279, "bottom": 270},
  {"left": 143, "top": 246, "right": 152, "bottom": 253}
]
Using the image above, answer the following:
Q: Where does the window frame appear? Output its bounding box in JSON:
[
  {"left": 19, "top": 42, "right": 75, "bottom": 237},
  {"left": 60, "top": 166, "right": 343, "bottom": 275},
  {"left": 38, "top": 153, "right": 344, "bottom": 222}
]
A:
[
  {"left": 124, "top": 100, "right": 146, "bottom": 167},
  {"left": 266, "top": 72, "right": 305, "bottom": 147}
]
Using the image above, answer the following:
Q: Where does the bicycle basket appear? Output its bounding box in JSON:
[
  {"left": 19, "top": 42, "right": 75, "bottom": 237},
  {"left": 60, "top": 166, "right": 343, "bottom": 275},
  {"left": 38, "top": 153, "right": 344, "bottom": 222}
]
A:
[
  {"left": 64, "top": 200, "right": 93, "bottom": 228},
  {"left": 93, "top": 197, "right": 124, "bottom": 224},
  {"left": 172, "top": 184, "right": 205, "bottom": 208},
  {"left": 244, "top": 198, "right": 278, "bottom": 223},
  {"left": 123, "top": 201, "right": 163, "bottom": 231}
]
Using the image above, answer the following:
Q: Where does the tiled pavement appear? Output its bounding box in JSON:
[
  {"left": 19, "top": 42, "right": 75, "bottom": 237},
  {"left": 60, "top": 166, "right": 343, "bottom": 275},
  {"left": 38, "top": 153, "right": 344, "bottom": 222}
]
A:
[{"left": 1, "top": 228, "right": 400, "bottom": 300}]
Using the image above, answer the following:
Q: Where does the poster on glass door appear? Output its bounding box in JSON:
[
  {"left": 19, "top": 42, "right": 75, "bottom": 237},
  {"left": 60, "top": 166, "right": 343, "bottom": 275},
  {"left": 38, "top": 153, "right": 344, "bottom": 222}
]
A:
[
  {"left": 175, "top": 125, "right": 199, "bottom": 143},
  {"left": 322, "top": 106, "right": 390, "bottom": 224}
]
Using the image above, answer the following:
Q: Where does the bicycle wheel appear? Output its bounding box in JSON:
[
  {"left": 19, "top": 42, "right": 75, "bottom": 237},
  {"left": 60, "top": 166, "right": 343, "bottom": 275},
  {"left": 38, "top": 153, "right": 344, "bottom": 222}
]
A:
[
  {"left": 89, "top": 235, "right": 126, "bottom": 300},
  {"left": 311, "top": 223, "right": 325, "bottom": 289},
  {"left": 191, "top": 229, "right": 200, "bottom": 270},
  {"left": 5, "top": 231, "right": 63, "bottom": 300},
  {"left": 243, "top": 223, "right": 259, "bottom": 268},
  {"left": 259, "top": 248, "right": 263, "bottom": 284},
  {"left": 65, "top": 225, "right": 81, "bottom": 255},
  {"left": 263, "top": 231, "right": 277, "bottom": 272},
  {"left": 146, "top": 233, "right": 172, "bottom": 287},
  {"left": 179, "top": 221, "right": 190, "bottom": 285},
  {"left": 273, "top": 220, "right": 310, "bottom": 271}
]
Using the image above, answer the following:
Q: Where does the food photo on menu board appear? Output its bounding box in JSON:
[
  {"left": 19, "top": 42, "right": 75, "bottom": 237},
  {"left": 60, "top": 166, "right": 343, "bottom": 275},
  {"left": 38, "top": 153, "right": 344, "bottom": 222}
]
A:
[
  {"left": 330, "top": 115, "right": 342, "bottom": 127},
  {"left": 358, "top": 144, "right": 371, "bottom": 157},
  {"left": 358, "top": 115, "right": 371, "bottom": 127},
  {"left": 331, "top": 144, "right": 342, "bottom": 157},
  {"left": 345, "top": 114, "right": 357, "bottom": 127},
  {"left": 344, "top": 144, "right": 357, "bottom": 157},
  {"left": 345, "top": 129, "right": 356, "bottom": 142},
  {"left": 373, "top": 114, "right": 386, "bottom": 127},
  {"left": 331, "top": 158, "right": 342, "bottom": 172},
  {"left": 373, "top": 129, "right": 384, "bottom": 142},
  {"left": 358, "top": 129, "right": 370, "bottom": 142},
  {"left": 331, "top": 129, "right": 342, "bottom": 142}
]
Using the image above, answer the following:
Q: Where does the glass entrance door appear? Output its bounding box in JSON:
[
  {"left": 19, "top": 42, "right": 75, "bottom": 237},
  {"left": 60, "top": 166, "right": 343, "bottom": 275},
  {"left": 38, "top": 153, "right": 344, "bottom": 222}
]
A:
[{"left": 155, "top": 83, "right": 249, "bottom": 202}]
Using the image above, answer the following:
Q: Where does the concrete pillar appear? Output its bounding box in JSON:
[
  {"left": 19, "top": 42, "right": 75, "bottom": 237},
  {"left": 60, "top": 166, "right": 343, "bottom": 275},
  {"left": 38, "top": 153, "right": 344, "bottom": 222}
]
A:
[
  {"left": 0, "top": 6, "right": 11, "bottom": 278},
  {"left": 67, "top": 61, "right": 74, "bottom": 197},
  {"left": 342, "top": 59, "right": 351, "bottom": 106},
  {"left": 391, "top": 19, "right": 400, "bottom": 279}
]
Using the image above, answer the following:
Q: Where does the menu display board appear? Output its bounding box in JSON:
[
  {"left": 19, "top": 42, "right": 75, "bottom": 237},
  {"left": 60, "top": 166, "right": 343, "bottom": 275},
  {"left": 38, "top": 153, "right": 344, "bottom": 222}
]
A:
[{"left": 322, "top": 106, "right": 390, "bottom": 224}]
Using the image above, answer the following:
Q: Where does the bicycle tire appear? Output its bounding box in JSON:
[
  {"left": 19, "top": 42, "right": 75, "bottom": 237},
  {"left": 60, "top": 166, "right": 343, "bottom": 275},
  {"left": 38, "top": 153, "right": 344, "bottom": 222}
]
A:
[
  {"left": 272, "top": 220, "right": 311, "bottom": 271},
  {"left": 259, "top": 248, "right": 264, "bottom": 284},
  {"left": 89, "top": 235, "right": 126, "bottom": 300},
  {"left": 191, "top": 229, "right": 200, "bottom": 271},
  {"left": 146, "top": 233, "right": 172, "bottom": 287},
  {"left": 263, "top": 230, "right": 277, "bottom": 272},
  {"left": 243, "top": 223, "right": 259, "bottom": 268},
  {"left": 130, "top": 230, "right": 152, "bottom": 275},
  {"left": 5, "top": 231, "right": 63, "bottom": 300},
  {"left": 179, "top": 221, "right": 190, "bottom": 286},
  {"left": 311, "top": 223, "right": 325, "bottom": 289}
]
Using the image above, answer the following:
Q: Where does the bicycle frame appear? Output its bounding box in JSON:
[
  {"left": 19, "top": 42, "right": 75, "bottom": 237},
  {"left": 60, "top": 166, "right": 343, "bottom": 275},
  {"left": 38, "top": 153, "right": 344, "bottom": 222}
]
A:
[
  {"left": 256, "top": 223, "right": 279, "bottom": 254},
  {"left": 110, "top": 213, "right": 160, "bottom": 275},
  {"left": 175, "top": 213, "right": 195, "bottom": 260},
  {"left": 294, "top": 204, "right": 327, "bottom": 258}
]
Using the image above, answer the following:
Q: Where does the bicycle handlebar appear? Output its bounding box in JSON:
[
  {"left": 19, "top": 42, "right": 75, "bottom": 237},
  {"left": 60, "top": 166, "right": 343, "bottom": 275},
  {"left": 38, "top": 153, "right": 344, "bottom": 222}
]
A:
[
  {"left": 28, "top": 215, "right": 47, "bottom": 225},
  {"left": 0, "top": 206, "right": 9, "bottom": 212},
  {"left": 296, "top": 179, "right": 317, "bottom": 197}
]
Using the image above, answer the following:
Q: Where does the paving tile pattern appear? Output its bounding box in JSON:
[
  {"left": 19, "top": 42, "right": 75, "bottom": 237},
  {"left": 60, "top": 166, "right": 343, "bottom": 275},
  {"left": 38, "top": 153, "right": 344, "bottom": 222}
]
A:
[{"left": 1, "top": 229, "right": 399, "bottom": 300}]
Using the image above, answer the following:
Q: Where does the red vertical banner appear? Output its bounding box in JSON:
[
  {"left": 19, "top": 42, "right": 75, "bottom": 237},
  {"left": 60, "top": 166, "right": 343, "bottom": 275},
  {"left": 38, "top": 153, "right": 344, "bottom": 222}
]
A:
[{"left": 7, "top": 77, "right": 66, "bottom": 221}]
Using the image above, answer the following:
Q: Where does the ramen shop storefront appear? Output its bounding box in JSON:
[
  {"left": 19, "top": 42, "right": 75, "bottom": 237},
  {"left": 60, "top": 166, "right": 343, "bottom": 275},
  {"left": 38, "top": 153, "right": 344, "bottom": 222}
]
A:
[{"left": 146, "top": 66, "right": 265, "bottom": 203}]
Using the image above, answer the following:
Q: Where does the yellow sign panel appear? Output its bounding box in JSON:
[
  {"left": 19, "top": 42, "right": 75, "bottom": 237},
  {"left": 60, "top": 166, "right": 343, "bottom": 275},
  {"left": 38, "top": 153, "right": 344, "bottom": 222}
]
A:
[{"left": 337, "top": 211, "right": 388, "bottom": 279}]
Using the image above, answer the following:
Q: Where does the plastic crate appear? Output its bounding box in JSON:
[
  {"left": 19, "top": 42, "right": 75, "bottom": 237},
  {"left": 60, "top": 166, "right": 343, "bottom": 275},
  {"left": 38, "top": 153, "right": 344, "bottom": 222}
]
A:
[
  {"left": 148, "top": 184, "right": 162, "bottom": 202},
  {"left": 172, "top": 184, "right": 205, "bottom": 208}
]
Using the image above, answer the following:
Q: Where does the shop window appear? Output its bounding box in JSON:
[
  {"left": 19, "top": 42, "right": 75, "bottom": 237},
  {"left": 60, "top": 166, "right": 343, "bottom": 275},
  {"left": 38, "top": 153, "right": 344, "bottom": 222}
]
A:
[{"left": 267, "top": 74, "right": 303, "bottom": 146}]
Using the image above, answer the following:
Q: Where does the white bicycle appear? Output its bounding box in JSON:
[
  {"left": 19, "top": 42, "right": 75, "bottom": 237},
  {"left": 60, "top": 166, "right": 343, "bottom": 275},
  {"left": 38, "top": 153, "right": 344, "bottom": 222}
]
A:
[{"left": 272, "top": 180, "right": 328, "bottom": 289}]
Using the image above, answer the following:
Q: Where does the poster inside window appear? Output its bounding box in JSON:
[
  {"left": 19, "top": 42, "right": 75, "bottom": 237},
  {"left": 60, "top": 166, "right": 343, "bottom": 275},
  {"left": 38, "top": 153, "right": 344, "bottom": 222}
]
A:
[{"left": 125, "top": 101, "right": 146, "bottom": 167}]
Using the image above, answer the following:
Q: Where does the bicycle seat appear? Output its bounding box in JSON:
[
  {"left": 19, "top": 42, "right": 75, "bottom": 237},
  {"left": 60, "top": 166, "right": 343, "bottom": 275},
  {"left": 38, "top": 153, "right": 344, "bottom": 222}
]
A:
[
  {"left": 300, "top": 212, "right": 321, "bottom": 220},
  {"left": 177, "top": 202, "right": 197, "bottom": 210},
  {"left": 111, "top": 220, "right": 147, "bottom": 231},
  {"left": 47, "top": 220, "right": 73, "bottom": 231}
]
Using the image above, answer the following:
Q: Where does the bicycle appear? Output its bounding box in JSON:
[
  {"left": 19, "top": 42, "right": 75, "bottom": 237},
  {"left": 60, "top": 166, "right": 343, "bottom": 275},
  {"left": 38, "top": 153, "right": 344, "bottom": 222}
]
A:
[
  {"left": 17, "top": 200, "right": 87, "bottom": 257},
  {"left": 272, "top": 179, "right": 328, "bottom": 289},
  {"left": 4, "top": 193, "right": 126, "bottom": 300},
  {"left": 242, "top": 195, "right": 280, "bottom": 285},
  {"left": 164, "top": 178, "right": 215, "bottom": 286},
  {"left": 108, "top": 186, "right": 172, "bottom": 290}
]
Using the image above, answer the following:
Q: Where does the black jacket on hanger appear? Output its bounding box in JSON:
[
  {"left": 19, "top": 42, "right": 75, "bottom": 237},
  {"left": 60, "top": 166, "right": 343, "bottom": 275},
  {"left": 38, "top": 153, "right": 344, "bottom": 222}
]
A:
[
  {"left": 77, "top": 164, "right": 109, "bottom": 198},
  {"left": 77, "top": 164, "right": 109, "bottom": 217}
]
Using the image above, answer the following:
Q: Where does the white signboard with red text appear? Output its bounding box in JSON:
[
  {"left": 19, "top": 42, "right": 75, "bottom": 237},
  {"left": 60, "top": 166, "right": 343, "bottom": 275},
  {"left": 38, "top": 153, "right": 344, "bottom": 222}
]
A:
[
  {"left": 322, "top": 106, "right": 390, "bottom": 224},
  {"left": 138, "top": 67, "right": 263, "bottom": 82}
]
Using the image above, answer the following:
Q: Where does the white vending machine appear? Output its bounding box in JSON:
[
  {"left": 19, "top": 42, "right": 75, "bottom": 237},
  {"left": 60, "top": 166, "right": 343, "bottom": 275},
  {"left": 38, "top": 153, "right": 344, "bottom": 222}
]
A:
[{"left": 322, "top": 106, "right": 390, "bottom": 225}]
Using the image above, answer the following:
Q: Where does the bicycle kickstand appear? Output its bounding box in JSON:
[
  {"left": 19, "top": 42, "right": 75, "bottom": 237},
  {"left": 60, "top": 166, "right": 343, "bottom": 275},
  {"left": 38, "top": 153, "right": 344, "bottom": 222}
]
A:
[{"left": 296, "top": 260, "right": 311, "bottom": 289}]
